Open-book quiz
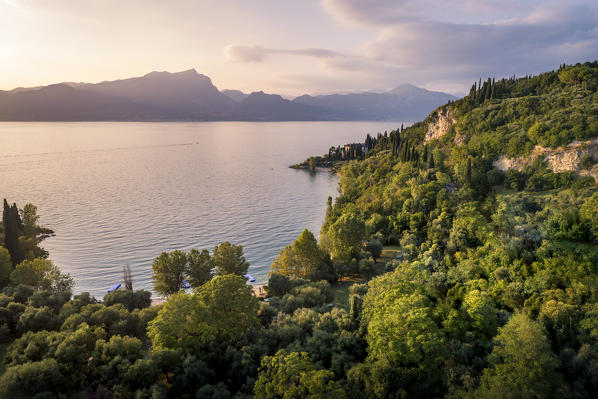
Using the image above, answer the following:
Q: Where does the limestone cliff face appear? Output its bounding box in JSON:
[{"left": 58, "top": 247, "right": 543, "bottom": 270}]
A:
[
  {"left": 493, "top": 138, "right": 598, "bottom": 181},
  {"left": 424, "top": 107, "right": 454, "bottom": 143}
]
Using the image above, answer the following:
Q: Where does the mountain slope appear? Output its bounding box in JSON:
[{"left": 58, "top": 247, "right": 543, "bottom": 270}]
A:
[
  {"left": 0, "top": 69, "right": 236, "bottom": 120},
  {"left": 293, "top": 84, "right": 457, "bottom": 121},
  {"left": 0, "top": 70, "right": 456, "bottom": 121}
]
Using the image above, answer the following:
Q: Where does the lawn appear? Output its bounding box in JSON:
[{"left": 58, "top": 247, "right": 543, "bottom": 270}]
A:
[
  {"left": 330, "top": 245, "right": 403, "bottom": 309},
  {"left": 332, "top": 276, "right": 365, "bottom": 309},
  {"left": 379, "top": 245, "right": 402, "bottom": 264}
]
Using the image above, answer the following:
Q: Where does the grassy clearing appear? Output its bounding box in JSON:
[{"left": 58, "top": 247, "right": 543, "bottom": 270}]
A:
[
  {"left": 330, "top": 245, "right": 403, "bottom": 309},
  {"left": 332, "top": 276, "right": 365, "bottom": 309},
  {"left": 379, "top": 245, "right": 402, "bottom": 264}
]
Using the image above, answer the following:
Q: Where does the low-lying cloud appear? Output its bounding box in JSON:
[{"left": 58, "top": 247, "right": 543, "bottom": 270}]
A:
[{"left": 225, "top": 45, "right": 339, "bottom": 63}]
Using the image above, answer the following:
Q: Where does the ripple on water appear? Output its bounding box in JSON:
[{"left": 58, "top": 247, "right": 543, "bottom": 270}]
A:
[{"left": 0, "top": 121, "right": 404, "bottom": 297}]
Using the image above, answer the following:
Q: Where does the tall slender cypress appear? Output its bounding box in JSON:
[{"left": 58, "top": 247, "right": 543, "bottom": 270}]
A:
[
  {"left": 466, "top": 158, "right": 472, "bottom": 184},
  {"left": 2, "top": 199, "right": 22, "bottom": 265}
]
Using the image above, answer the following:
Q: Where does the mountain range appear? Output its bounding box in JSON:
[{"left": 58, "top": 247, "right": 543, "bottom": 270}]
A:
[{"left": 0, "top": 69, "right": 456, "bottom": 121}]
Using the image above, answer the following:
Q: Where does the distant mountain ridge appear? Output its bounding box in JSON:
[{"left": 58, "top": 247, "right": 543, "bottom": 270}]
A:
[{"left": 0, "top": 69, "right": 456, "bottom": 121}]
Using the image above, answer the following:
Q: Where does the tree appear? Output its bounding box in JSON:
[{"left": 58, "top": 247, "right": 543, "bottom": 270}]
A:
[
  {"left": 3, "top": 199, "right": 22, "bottom": 265},
  {"left": 466, "top": 157, "right": 472, "bottom": 184},
  {"left": 271, "top": 229, "right": 332, "bottom": 281},
  {"left": 254, "top": 350, "right": 346, "bottom": 399},
  {"left": 187, "top": 248, "right": 213, "bottom": 288},
  {"left": 309, "top": 157, "right": 318, "bottom": 171},
  {"left": 17, "top": 306, "right": 55, "bottom": 333},
  {"left": 10, "top": 258, "right": 73, "bottom": 293},
  {"left": 148, "top": 275, "right": 259, "bottom": 353},
  {"left": 212, "top": 242, "right": 249, "bottom": 276},
  {"left": 195, "top": 274, "right": 260, "bottom": 340},
  {"left": 20, "top": 203, "right": 40, "bottom": 238},
  {"left": 324, "top": 212, "right": 366, "bottom": 263},
  {"left": 364, "top": 240, "right": 383, "bottom": 262},
  {"left": 147, "top": 293, "right": 212, "bottom": 353},
  {"left": 0, "top": 246, "right": 11, "bottom": 287},
  {"left": 267, "top": 273, "right": 291, "bottom": 297},
  {"left": 0, "top": 358, "right": 64, "bottom": 398},
  {"left": 471, "top": 313, "right": 561, "bottom": 399},
  {"left": 361, "top": 269, "right": 447, "bottom": 389},
  {"left": 104, "top": 289, "right": 151, "bottom": 311},
  {"left": 152, "top": 250, "right": 188, "bottom": 296},
  {"left": 580, "top": 192, "right": 598, "bottom": 241}
]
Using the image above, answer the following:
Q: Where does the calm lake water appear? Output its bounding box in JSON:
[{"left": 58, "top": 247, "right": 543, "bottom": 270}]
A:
[{"left": 0, "top": 121, "right": 402, "bottom": 297}]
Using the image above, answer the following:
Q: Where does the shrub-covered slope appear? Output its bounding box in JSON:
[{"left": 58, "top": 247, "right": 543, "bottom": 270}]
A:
[{"left": 318, "top": 61, "right": 598, "bottom": 397}]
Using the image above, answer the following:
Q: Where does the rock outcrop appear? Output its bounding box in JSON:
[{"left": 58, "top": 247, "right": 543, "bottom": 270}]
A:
[
  {"left": 424, "top": 107, "right": 454, "bottom": 143},
  {"left": 493, "top": 138, "right": 598, "bottom": 181}
]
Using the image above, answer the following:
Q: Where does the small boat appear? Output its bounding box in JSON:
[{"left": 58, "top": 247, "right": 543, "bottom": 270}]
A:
[
  {"left": 244, "top": 274, "right": 256, "bottom": 283},
  {"left": 182, "top": 280, "right": 191, "bottom": 289},
  {"left": 107, "top": 283, "right": 121, "bottom": 292}
]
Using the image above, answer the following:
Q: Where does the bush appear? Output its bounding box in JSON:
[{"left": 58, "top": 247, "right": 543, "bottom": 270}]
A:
[
  {"left": 104, "top": 289, "right": 151, "bottom": 311},
  {"left": 267, "top": 273, "right": 291, "bottom": 298},
  {"left": 580, "top": 154, "right": 595, "bottom": 169}
]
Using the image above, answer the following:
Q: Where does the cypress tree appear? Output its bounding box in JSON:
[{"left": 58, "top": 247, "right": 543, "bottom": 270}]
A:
[
  {"left": 2, "top": 199, "right": 22, "bottom": 265},
  {"left": 466, "top": 158, "right": 472, "bottom": 184},
  {"left": 428, "top": 153, "right": 435, "bottom": 169}
]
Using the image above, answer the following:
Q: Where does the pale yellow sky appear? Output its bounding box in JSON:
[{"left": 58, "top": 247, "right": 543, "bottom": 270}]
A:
[{"left": 1, "top": 0, "right": 596, "bottom": 96}]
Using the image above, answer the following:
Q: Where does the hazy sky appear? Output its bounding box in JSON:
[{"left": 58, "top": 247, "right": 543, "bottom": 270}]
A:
[{"left": 1, "top": 0, "right": 597, "bottom": 96}]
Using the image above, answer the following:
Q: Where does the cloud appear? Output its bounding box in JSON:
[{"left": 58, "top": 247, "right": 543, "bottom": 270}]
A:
[
  {"left": 317, "top": 0, "right": 598, "bottom": 91},
  {"left": 225, "top": 45, "right": 339, "bottom": 63},
  {"left": 226, "top": 1, "right": 598, "bottom": 95}
]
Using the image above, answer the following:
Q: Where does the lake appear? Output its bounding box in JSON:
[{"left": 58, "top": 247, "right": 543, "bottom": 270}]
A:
[{"left": 0, "top": 121, "right": 402, "bottom": 297}]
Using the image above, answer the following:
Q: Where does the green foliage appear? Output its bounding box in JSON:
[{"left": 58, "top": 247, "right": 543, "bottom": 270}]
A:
[
  {"left": 469, "top": 313, "right": 561, "bottom": 399},
  {"left": 254, "top": 350, "right": 347, "bottom": 399},
  {"left": 148, "top": 275, "right": 259, "bottom": 353},
  {"left": 0, "top": 246, "right": 11, "bottom": 287},
  {"left": 187, "top": 248, "right": 214, "bottom": 287},
  {"left": 103, "top": 289, "right": 151, "bottom": 311},
  {"left": 580, "top": 192, "right": 598, "bottom": 241},
  {"left": 364, "top": 239, "right": 383, "bottom": 262},
  {"left": 309, "top": 156, "right": 318, "bottom": 171},
  {"left": 322, "top": 212, "right": 366, "bottom": 263},
  {"left": 152, "top": 250, "right": 188, "bottom": 296},
  {"left": 0, "top": 358, "right": 64, "bottom": 398},
  {"left": 271, "top": 229, "right": 334, "bottom": 282},
  {"left": 213, "top": 241, "right": 249, "bottom": 276},
  {"left": 3, "top": 199, "right": 23, "bottom": 265},
  {"left": 267, "top": 273, "right": 292, "bottom": 297},
  {"left": 10, "top": 258, "right": 73, "bottom": 293}
]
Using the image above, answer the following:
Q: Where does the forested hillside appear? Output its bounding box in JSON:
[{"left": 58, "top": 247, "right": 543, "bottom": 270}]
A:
[
  {"left": 318, "top": 60, "right": 598, "bottom": 397},
  {"left": 1, "top": 61, "right": 598, "bottom": 398}
]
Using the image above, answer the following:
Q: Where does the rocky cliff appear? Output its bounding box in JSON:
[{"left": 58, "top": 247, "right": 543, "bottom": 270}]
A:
[
  {"left": 493, "top": 138, "right": 598, "bottom": 181},
  {"left": 424, "top": 107, "right": 454, "bottom": 143}
]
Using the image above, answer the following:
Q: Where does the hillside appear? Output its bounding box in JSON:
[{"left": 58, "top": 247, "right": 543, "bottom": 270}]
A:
[
  {"left": 294, "top": 84, "right": 456, "bottom": 121},
  {"left": 316, "top": 61, "right": 598, "bottom": 397}
]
